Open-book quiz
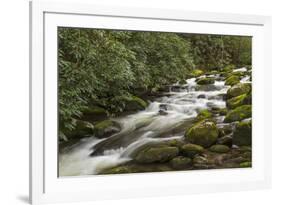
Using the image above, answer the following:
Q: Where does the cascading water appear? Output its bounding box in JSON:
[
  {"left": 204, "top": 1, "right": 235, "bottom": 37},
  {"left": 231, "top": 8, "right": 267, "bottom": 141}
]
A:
[{"left": 59, "top": 74, "right": 234, "bottom": 176}]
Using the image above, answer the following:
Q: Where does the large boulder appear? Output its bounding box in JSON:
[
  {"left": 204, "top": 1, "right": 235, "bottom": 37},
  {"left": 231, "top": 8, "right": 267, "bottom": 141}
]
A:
[
  {"left": 226, "top": 93, "right": 251, "bottom": 109},
  {"left": 181, "top": 143, "right": 204, "bottom": 157},
  {"left": 227, "top": 83, "right": 251, "bottom": 99},
  {"left": 185, "top": 120, "right": 219, "bottom": 148},
  {"left": 134, "top": 145, "right": 179, "bottom": 163},
  {"left": 224, "top": 105, "right": 252, "bottom": 123},
  {"left": 124, "top": 96, "right": 148, "bottom": 111},
  {"left": 94, "top": 120, "right": 121, "bottom": 138},
  {"left": 169, "top": 156, "right": 192, "bottom": 169},
  {"left": 233, "top": 120, "right": 252, "bottom": 146},
  {"left": 196, "top": 77, "right": 215, "bottom": 85}
]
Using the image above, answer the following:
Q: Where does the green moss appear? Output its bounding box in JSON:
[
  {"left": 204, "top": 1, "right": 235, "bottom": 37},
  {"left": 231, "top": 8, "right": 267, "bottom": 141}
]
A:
[
  {"left": 196, "top": 77, "right": 215, "bottom": 85},
  {"left": 190, "top": 69, "right": 204, "bottom": 77},
  {"left": 209, "top": 145, "right": 230, "bottom": 153},
  {"left": 94, "top": 120, "right": 120, "bottom": 138},
  {"left": 225, "top": 75, "right": 240, "bottom": 86},
  {"left": 224, "top": 105, "right": 252, "bottom": 123},
  {"left": 134, "top": 145, "right": 179, "bottom": 163},
  {"left": 185, "top": 119, "right": 219, "bottom": 148},
  {"left": 125, "top": 96, "right": 148, "bottom": 111},
  {"left": 226, "top": 93, "right": 249, "bottom": 109},
  {"left": 195, "top": 109, "right": 212, "bottom": 121},
  {"left": 239, "top": 161, "right": 252, "bottom": 168},
  {"left": 233, "top": 120, "right": 252, "bottom": 146},
  {"left": 83, "top": 106, "right": 107, "bottom": 115},
  {"left": 181, "top": 143, "right": 204, "bottom": 157},
  {"left": 227, "top": 83, "right": 251, "bottom": 99},
  {"left": 170, "top": 156, "right": 192, "bottom": 169}
]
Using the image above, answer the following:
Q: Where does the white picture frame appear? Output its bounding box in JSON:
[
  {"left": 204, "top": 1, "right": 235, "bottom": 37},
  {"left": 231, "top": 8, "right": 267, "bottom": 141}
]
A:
[{"left": 30, "top": 0, "right": 272, "bottom": 204}]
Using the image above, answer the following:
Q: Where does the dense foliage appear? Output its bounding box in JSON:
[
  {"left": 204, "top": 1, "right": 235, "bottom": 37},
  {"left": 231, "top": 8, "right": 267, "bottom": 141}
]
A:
[{"left": 58, "top": 27, "right": 251, "bottom": 140}]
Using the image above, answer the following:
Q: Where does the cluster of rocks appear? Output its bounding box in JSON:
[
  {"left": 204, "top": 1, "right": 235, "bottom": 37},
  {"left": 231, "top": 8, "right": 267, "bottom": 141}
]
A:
[{"left": 100, "top": 66, "right": 253, "bottom": 174}]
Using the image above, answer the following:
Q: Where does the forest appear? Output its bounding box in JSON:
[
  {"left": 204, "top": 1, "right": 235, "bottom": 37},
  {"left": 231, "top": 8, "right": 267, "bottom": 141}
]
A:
[{"left": 58, "top": 28, "right": 251, "bottom": 141}]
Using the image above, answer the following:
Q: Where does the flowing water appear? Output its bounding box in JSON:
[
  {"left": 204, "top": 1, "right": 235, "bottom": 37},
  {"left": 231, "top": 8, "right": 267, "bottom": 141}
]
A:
[{"left": 59, "top": 71, "right": 250, "bottom": 176}]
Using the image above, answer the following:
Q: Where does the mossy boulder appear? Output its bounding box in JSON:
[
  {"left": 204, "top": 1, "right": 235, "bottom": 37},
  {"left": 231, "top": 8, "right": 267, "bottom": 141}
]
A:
[
  {"left": 134, "top": 145, "right": 179, "bottom": 163},
  {"left": 195, "top": 109, "right": 212, "bottom": 121},
  {"left": 185, "top": 120, "right": 219, "bottom": 148},
  {"left": 181, "top": 143, "right": 204, "bottom": 157},
  {"left": 209, "top": 145, "right": 230, "bottom": 153},
  {"left": 224, "top": 105, "right": 252, "bottom": 123},
  {"left": 190, "top": 69, "right": 204, "bottom": 77},
  {"left": 233, "top": 120, "right": 252, "bottom": 146},
  {"left": 227, "top": 83, "right": 251, "bottom": 99},
  {"left": 225, "top": 75, "right": 240, "bottom": 86},
  {"left": 124, "top": 96, "right": 148, "bottom": 111},
  {"left": 94, "top": 120, "right": 121, "bottom": 138},
  {"left": 170, "top": 156, "right": 192, "bottom": 169},
  {"left": 226, "top": 93, "right": 251, "bottom": 109},
  {"left": 196, "top": 77, "right": 215, "bottom": 85}
]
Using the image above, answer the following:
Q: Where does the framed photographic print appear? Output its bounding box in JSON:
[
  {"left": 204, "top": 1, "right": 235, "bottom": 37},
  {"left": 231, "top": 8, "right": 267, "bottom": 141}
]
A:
[{"left": 30, "top": 0, "right": 272, "bottom": 204}]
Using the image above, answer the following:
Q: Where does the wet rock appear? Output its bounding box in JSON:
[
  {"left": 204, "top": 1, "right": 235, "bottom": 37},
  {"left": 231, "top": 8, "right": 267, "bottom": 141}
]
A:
[
  {"left": 233, "top": 120, "right": 252, "bottom": 146},
  {"left": 185, "top": 119, "right": 219, "bottom": 148},
  {"left": 196, "top": 77, "right": 215, "bottom": 85},
  {"left": 124, "top": 96, "right": 148, "bottom": 111},
  {"left": 227, "top": 83, "right": 251, "bottom": 99},
  {"left": 134, "top": 145, "right": 179, "bottom": 163},
  {"left": 209, "top": 145, "right": 230, "bottom": 153},
  {"left": 166, "top": 139, "right": 185, "bottom": 148},
  {"left": 181, "top": 143, "right": 204, "bottom": 157},
  {"left": 159, "top": 110, "right": 168, "bottom": 115},
  {"left": 94, "top": 120, "right": 121, "bottom": 138},
  {"left": 197, "top": 94, "right": 206, "bottom": 99},
  {"left": 226, "top": 93, "right": 251, "bottom": 109},
  {"left": 159, "top": 104, "right": 169, "bottom": 111},
  {"left": 224, "top": 105, "right": 252, "bottom": 123},
  {"left": 193, "top": 155, "right": 208, "bottom": 164},
  {"left": 170, "top": 156, "right": 192, "bottom": 169},
  {"left": 218, "top": 124, "right": 233, "bottom": 137},
  {"left": 217, "top": 135, "right": 233, "bottom": 147},
  {"left": 195, "top": 109, "right": 212, "bottom": 121}
]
